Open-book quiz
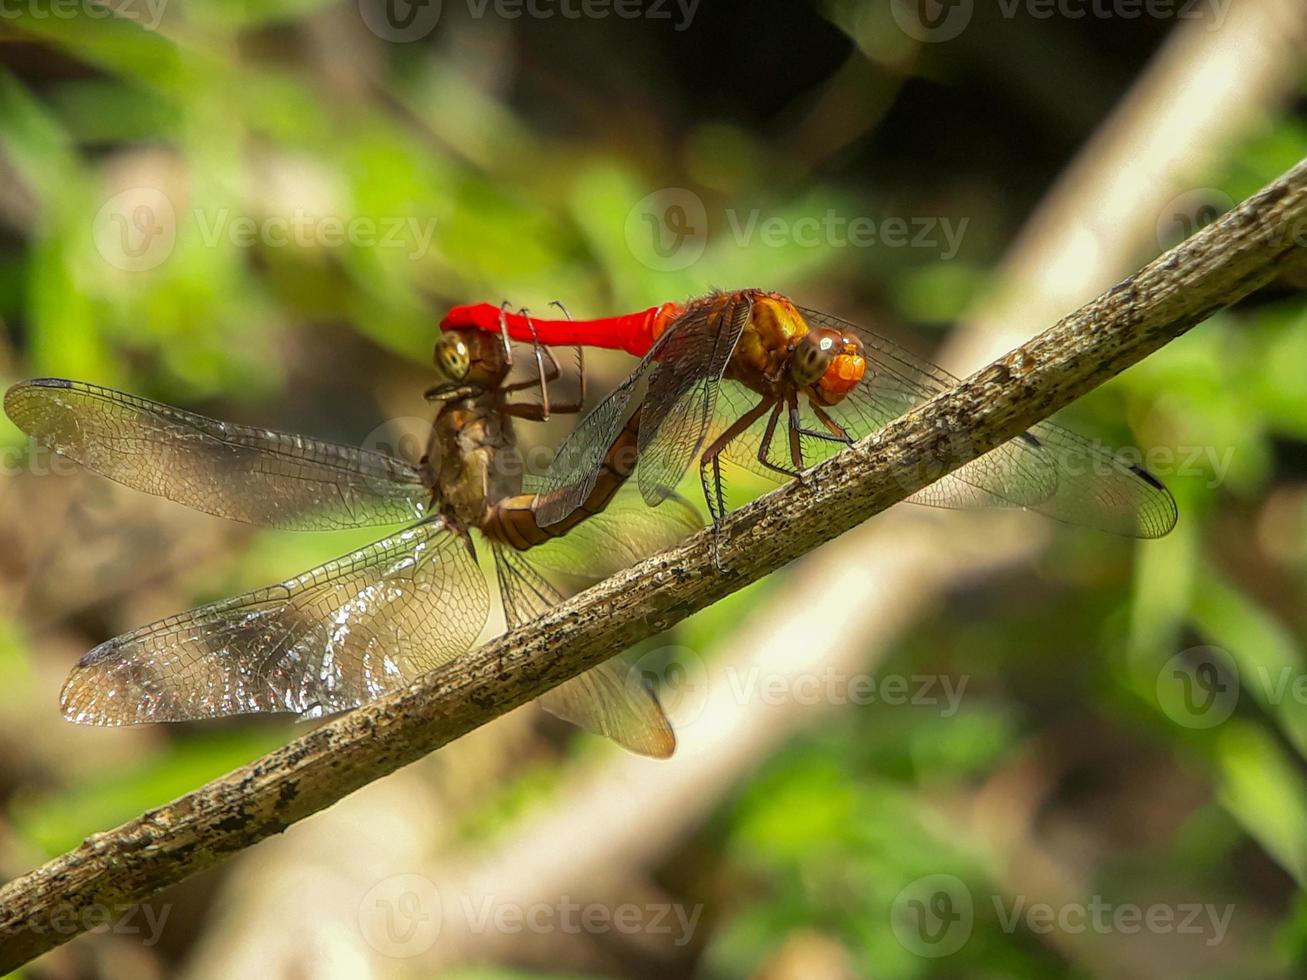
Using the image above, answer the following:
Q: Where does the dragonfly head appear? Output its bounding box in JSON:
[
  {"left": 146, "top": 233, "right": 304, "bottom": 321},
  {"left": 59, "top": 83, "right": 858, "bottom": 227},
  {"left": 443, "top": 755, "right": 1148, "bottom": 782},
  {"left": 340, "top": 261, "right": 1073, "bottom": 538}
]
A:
[
  {"left": 792, "top": 327, "right": 866, "bottom": 405},
  {"left": 435, "top": 328, "right": 510, "bottom": 387}
]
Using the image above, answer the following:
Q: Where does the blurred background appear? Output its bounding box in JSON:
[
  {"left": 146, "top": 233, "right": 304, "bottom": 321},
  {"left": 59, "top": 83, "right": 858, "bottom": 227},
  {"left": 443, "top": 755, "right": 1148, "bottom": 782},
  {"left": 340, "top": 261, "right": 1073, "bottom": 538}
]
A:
[{"left": 2, "top": 0, "right": 1307, "bottom": 977}]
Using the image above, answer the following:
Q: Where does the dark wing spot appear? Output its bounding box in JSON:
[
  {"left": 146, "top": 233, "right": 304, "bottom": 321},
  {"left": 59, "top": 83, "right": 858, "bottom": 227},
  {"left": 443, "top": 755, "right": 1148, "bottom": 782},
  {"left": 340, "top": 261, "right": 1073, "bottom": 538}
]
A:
[
  {"left": 29, "top": 377, "right": 73, "bottom": 389},
  {"left": 1128, "top": 463, "right": 1167, "bottom": 491},
  {"left": 1018, "top": 431, "right": 1042, "bottom": 448}
]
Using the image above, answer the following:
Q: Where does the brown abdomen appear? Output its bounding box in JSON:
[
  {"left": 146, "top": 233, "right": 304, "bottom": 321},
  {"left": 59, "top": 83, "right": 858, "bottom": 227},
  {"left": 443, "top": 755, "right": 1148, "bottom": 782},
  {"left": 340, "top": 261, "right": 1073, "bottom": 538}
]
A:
[{"left": 482, "top": 408, "right": 642, "bottom": 551}]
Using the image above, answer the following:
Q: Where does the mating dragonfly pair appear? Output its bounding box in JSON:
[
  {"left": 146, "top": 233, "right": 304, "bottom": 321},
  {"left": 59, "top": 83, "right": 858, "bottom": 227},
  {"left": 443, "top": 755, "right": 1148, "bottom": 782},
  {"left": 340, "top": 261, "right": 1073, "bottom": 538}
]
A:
[{"left": 6, "top": 289, "right": 1177, "bottom": 757}]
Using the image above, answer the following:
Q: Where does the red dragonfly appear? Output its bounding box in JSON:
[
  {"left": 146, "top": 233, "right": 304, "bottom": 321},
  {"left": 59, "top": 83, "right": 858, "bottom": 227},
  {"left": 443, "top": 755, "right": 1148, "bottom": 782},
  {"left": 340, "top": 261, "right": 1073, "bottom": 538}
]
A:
[
  {"left": 4, "top": 326, "right": 696, "bottom": 757},
  {"left": 442, "top": 289, "right": 1178, "bottom": 549}
]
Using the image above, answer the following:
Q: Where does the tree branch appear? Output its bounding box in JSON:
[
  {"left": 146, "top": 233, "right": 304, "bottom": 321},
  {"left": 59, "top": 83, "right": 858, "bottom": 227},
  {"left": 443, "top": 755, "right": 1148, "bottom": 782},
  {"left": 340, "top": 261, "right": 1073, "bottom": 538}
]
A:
[{"left": 3, "top": 157, "right": 1305, "bottom": 971}]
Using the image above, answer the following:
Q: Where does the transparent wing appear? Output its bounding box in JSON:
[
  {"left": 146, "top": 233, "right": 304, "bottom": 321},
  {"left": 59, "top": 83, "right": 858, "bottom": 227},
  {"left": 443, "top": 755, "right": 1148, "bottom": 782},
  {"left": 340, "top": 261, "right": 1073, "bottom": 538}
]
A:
[
  {"left": 636, "top": 299, "right": 748, "bottom": 506},
  {"left": 533, "top": 368, "right": 645, "bottom": 527},
  {"left": 61, "top": 518, "right": 489, "bottom": 725},
  {"left": 492, "top": 542, "right": 676, "bottom": 758},
  {"left": 5, "top": 378, "right": 429, "bottom": 530},
  {"left": 801, "top": 308, "right": 1178, "bottom": 538},
  {"left": 534, "top": 297, "right": 747, "bottom": 525},
  {"left": 526, "top": 485, "right": 702, "bottom": 579}
]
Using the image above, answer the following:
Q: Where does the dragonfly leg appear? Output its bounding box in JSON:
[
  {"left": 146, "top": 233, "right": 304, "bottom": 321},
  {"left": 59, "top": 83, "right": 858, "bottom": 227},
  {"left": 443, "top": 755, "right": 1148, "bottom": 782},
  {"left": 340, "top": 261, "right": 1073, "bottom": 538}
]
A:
[
  {"left": 549, "top": 300, "right": 587, "bottom": 409},
  {"left": 496, "top": 301, "right": 515, "bottom": 367},
  {"left": 699, "top": 454, "right": 727, "bottom": 571},
  {"left": 785, "top": 390, "right": 806, "bottom": 479},
  {"left": 500, "top": 310, "right": 587, "bottom": 418},
  {"left": 799, "top": 401, "right": 855, "bottom": 445},
  {"left": 755, "top": 399, "right": 804, "bottom": 483},
  {"left": 699, "top": 395, "right": 777, "bottom": 570}
]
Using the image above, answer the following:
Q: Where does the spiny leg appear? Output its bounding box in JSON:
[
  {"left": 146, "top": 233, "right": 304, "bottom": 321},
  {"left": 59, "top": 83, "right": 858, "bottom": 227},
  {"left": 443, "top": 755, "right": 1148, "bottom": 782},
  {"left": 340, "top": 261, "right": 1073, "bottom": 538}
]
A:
[
  {"left": 495, "top": 300, "right": 515, "bottom": 367},
  {"left": 756, "top": 398, "right": 804, "bottom": 483},
  {"left": 785, "top": 389, "right": 806, "bottom": 477},
  {"left": 806, "top": 401, "right": 854, "bottom": 444},
  {"left": 699, "top": 395, "right": 775, "bottom": 569},
  {"left": 550, "top": 300, "right": 587, "bottom": 408}
]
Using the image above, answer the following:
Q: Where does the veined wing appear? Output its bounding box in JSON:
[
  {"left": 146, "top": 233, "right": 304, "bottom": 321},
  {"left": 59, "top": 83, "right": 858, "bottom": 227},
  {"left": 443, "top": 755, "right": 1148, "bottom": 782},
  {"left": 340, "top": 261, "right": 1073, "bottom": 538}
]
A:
[
  {"left": 491, "top": 542, "right": 676, "bottom": 758},
  {"left": 534, "top": 297, "right": 747, "bottom": 525},
  {"left": 800, "top": 309, "right": 1178, "bottom": 538},
  {"left": 62, "top": 517, "right": 489, "bottom": 724},
  {"left": 525, "top": 485, "right": 701, "bottom": 579},
  {"left": 5, "top": 378, "right": 428, "bottom": 530},
  {"left": 636, "top": 297, "right": 749, "bottom": 506}
]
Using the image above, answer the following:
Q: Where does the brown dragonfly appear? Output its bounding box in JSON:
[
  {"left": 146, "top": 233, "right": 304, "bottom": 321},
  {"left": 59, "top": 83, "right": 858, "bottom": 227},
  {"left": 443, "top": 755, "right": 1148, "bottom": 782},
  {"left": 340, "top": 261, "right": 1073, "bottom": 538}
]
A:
[
  {"left": 443, "top": 289, "right": 1179, "bottom": 555},
  {"left": 4, "top": 327, "right": 697, "bottom": 757}
]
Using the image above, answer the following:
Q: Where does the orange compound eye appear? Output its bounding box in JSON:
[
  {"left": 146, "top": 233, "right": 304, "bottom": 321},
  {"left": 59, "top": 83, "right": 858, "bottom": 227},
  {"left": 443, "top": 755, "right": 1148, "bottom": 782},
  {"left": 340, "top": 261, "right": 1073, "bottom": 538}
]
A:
[{"left": 818, "top": 353, "right": 865, "bottom": 402}]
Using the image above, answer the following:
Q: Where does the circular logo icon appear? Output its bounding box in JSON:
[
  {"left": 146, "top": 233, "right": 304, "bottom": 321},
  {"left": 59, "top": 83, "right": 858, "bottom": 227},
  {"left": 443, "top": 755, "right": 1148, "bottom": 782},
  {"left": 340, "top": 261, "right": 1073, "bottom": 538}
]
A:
[
  {"left": 361, "top": 416, "right": 432, "bottom": 467},
  {"left": 1156, "top": 645, "right": 1239, "bottom": 729},
  {"left": 358, "top": 0, "right": 442, "bottom": 42},
  {"left": 93, "top": 187, "right": 176, "bottom": 272},
  {"left": 890, "top": 0, "right": 973, "bottom": 43},
  {"left": 624, "top": 188, "right": 707, "bottom": 272},
  {"left": 1156, "top": 188, "right": 1235, "bottom": 250},
  {"left": 627, "top": 645, "right": 709, "bottom": 729},
  {"left": 890, "top": 874, "right": 973, "bottom": 958},
  {"left": 358, "top": 873, "right": 443, "bottom": 958}
]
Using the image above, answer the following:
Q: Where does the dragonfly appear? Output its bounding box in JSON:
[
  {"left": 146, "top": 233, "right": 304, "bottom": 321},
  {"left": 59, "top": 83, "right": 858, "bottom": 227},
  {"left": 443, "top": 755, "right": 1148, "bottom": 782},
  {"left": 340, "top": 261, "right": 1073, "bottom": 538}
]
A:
[
  {"left": 3, "top": 325, "right": 699, "bottom": 757},
  {"left": 442, "top": 289, "right": 1179, "bottom": 554}
]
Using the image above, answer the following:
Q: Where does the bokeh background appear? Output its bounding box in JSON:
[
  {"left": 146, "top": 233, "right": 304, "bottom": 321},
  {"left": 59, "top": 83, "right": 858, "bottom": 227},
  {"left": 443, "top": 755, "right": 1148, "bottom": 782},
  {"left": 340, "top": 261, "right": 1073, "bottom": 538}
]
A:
[{"left": 2, "top": 0, "right": 1307, "bottom": 977}]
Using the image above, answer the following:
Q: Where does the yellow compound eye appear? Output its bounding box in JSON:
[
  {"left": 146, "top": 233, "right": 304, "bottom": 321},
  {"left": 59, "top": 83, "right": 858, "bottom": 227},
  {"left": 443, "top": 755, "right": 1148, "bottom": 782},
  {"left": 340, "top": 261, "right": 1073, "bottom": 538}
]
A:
[{"left": 436, "top": 334, "right": 471, "bottom": 380}]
